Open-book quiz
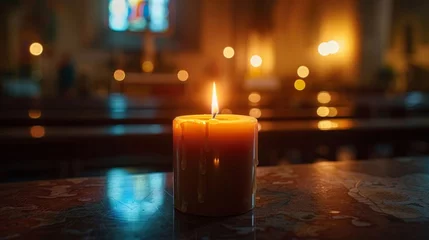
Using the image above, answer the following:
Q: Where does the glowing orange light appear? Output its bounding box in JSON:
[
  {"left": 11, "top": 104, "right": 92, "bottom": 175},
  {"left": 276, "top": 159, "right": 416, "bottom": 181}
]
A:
[
  {"left": 249, "top": 108, "right": 262, "bottom": 118},
  {"left": 29, "top": 42, "right": 43, "bottom": 56},
  {"left": 317, "top": 106, "right": 330, "bottom": 117},
  {"left": 297, "top": 66, "right": 310, "bottom": 78},
  {"left": 211, "top": 82, "right": 219, "bottom": 117},
  {"left": 328, "top": 107, "right": 338, "bottom": 117},
  {"left": 113, "top": 69, "right": 125, "bottom": 81},
  {"left": 223, "top": 47, "right": 235, "bottom": 59},
  {"left": 250, "top": 55, "right": 262, "bottom": 67},
  {"left": 327, "top": 40, "right": 340, "bottom": 54},
  {"left": 248, "top": 92, "right": 261, "bottom": 103},
  {"left": 318, "top": 42, "right": 330, "bottom": 56},
  {"left": 318, "top": 40, "right": 340, "bottom": 56},
  {"left": 294, "top": 79, "right": 306, "bottom": 91},
  {"left": 318, "top": 120, "right": 338, "bottom": 130},
  {"left": 142, "top": 61, "right": 154, "bottom": 73},
  {"left": 30, "top": 125, "right": 45, "bottom": 138},
  {"left": 177, "top": 70, "right": 189, "bottom": 81},
  {"left": 317, "top": 91, "right": 331, "bottom": 104},
  {"left": 214, "top": 158, "right": 220, "bottom": 167},
  {"left": 28, "top": 109, "right": 41, "bottom": 119}
]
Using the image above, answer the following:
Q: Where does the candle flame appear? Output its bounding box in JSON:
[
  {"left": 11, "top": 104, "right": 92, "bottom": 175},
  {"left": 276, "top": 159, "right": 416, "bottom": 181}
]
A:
[{"left": 211, "top": 82, "right": 219, "bottom": 118}]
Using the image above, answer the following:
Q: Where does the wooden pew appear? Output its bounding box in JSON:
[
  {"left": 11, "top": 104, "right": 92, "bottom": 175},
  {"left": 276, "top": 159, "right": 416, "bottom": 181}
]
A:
[{"left": 1, "top": 117, "right": 429, "bottom": 181}]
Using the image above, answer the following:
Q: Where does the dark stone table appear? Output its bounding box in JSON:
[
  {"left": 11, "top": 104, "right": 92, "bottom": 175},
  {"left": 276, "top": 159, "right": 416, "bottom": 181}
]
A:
[{"left": 1, "top": 157, "right": 429, "bottom": 239}]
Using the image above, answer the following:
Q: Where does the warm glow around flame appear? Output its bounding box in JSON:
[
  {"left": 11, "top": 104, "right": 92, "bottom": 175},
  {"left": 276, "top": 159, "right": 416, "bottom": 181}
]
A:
[{"left": 211, "top": 82, "right": 219, "bottom": 117}]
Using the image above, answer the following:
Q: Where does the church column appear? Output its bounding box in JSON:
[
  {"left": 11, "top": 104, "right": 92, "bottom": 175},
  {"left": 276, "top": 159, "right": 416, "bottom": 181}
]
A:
[{"left": 358, "top": 0, "right": 393, "bottom": 86}]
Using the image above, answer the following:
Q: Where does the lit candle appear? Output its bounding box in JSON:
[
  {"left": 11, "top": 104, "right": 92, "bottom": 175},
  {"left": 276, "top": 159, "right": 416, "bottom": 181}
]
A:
[{"left": 173, "top": 83, "right": 258, "bottom": 216}]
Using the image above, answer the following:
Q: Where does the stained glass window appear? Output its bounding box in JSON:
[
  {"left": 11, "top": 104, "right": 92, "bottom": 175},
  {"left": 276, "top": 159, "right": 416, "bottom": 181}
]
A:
[{"left": 108, "top": 0, "right": 169, "bottom": 32}]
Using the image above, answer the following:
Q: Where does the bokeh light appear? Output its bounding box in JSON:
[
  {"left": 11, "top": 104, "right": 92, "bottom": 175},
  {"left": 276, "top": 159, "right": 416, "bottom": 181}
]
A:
[
  {"left": 317, "top": 106, "right": 330, "bottom": 117},
  {"left": 294, "top": 79, "right": 306, "bottom": 91},
  {"left": 29, "top": 42, "right": 43, "bottom": 56},
  {"left": 250, "top": 55, "right": 262, "bottom": 67},
  {"left": 142, "top": 61, "right": 154, "bottom": 73},
  {"left": 328, "top": 107, "right": 338, "bottom": 117},
  {"left": 28, "top": 110, "right": 42, "bottom": 119},
  {"left": 248, "top": 92, "right": 261, "bottom": 103},
  {"left": 257, "top": 123, "right": 262, "bottom": 131},
  {"left": 223, "top": 46, "right": 235, "bottom": 59},
  {"left": 327, "top": 40, "right": 340, "bottom": 54},
  {"left": 318, "top": 40, "right": 340, "bottom": 56},
  {"left": 317, "top": 91, "right": 331, "bottom": 104},
  {"left": 113, "top": 69, "right": 126, "bottom": 81},
  {"left": 249, "top": 108, "right": 262, "bottom": 118},
  {"left": 30, "top": 126, "right": 45, "bottom": 138},
  {"left": 318, "top": 42, "right": 330, "bottom": 56},
  {"left": 318, "top": 120, "right": 338, "bottom": 130},
  {"left": 297, "top": 66, "right": 310, "bottom": 78},
  {"left": 177, "top": 70, "right": 189, "bottom": 81},
  {"left": 214, "top": 158, "right": 220, "bottom": 167}
]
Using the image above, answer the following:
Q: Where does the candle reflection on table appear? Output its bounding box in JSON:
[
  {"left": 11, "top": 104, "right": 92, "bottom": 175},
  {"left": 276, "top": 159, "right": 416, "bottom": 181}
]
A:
[{"left": 106, "top": 169, "right": 166, "bottom": 221}]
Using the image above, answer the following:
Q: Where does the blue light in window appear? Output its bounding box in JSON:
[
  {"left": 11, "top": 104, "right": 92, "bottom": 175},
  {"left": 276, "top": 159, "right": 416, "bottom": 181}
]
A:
[
  {"left": 108, "top": 0, "right": 169, "bottom": 32},
  {"left": 149, "top": 0, "right": 169, "bottom": 32},
  {"left": 109, "top": 0, "right": 129, "bottom": 31}
]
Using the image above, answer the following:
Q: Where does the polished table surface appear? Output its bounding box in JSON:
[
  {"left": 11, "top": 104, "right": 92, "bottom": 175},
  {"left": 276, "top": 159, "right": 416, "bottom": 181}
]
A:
[{"left": 1, "top": 158, "right": 429, "bottom": 239}]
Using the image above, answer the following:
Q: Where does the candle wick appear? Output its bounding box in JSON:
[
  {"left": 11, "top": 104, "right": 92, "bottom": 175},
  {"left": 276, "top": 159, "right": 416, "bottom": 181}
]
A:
[{"left": 212, "top": 112, "right": 217, "bottom": 119}]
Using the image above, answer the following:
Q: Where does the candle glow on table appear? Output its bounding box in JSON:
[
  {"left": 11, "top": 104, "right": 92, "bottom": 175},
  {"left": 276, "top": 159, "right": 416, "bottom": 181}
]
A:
[{"left": 173, "top": 83, "right": 258, "bottom": 216}]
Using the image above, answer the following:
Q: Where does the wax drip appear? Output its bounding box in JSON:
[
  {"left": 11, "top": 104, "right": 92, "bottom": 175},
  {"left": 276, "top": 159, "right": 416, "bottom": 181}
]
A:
[
  {"left": 198, "top": 173, "right": 205, "bottom": 203},
  {"left": 198, "top": 148, "right": 207, "bottom": 203},
  {"left": 180, "top": 123, "right": 186, "bottom": 170},
  {"left": 198, "top": 123, "right": 210, "bottom": 203},
  {"left": 197, "top": 163, "right": 205, "bottom": 203},
  {"left": 200, "top": 123, "right": 209, "bottom": 175},
  {"left": 199, "top": 149, "right": 207, "bottom": 175}
]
